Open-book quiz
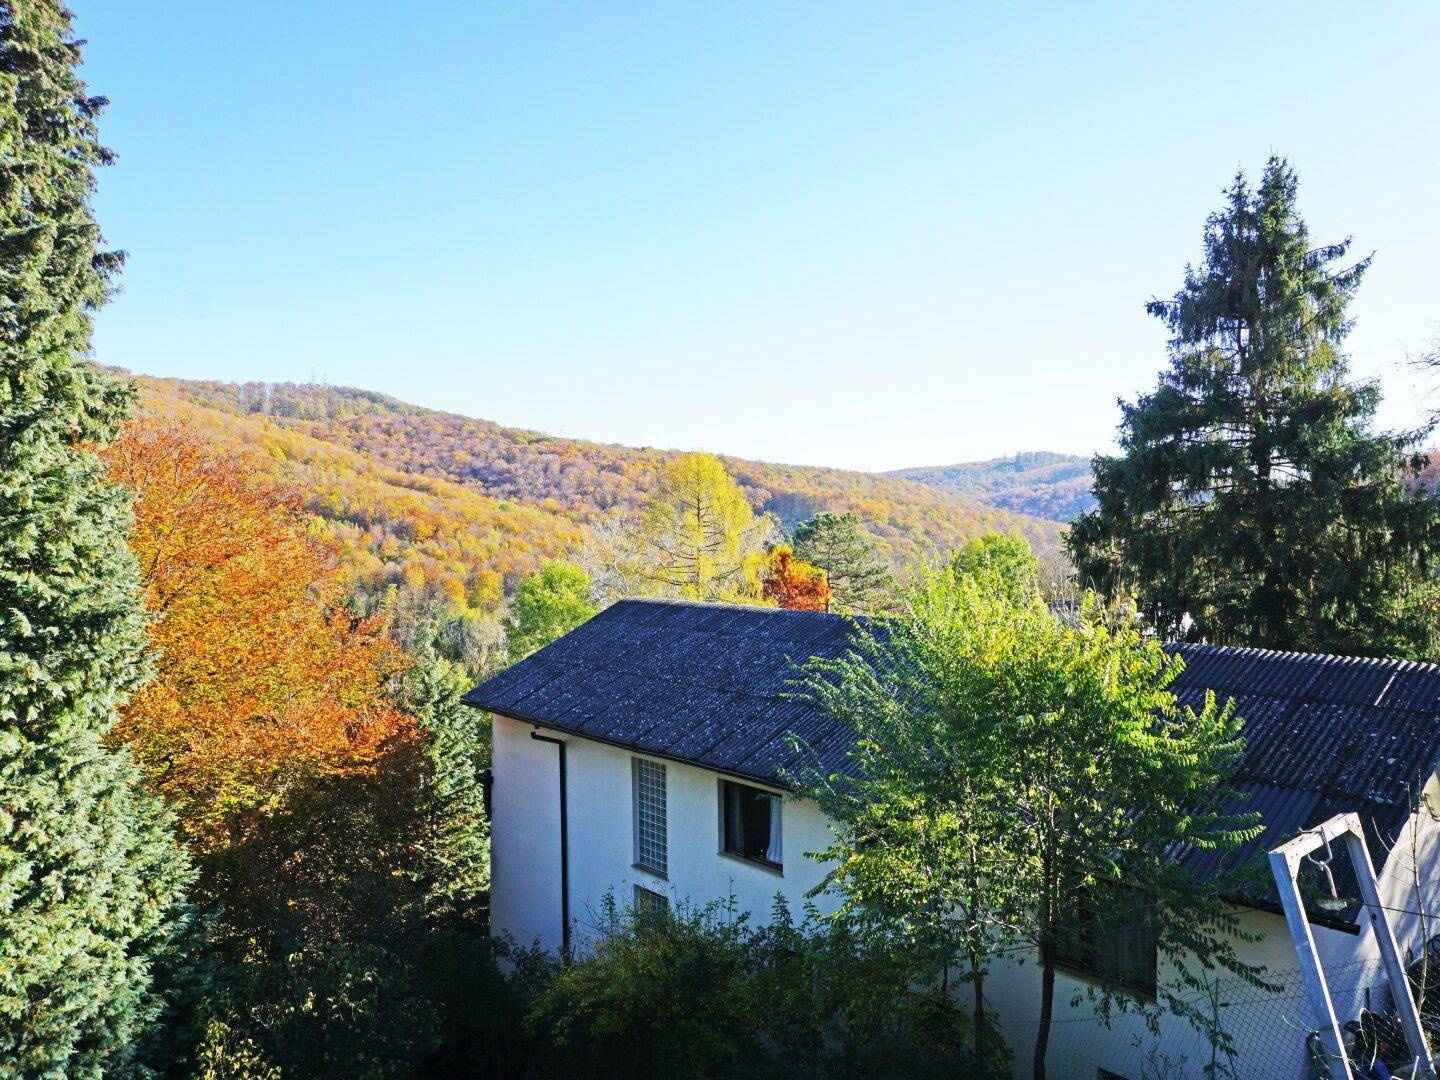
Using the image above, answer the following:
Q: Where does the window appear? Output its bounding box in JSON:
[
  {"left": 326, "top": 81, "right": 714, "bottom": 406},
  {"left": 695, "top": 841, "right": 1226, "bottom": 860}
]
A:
[
  {"left": 720, "top": 780, "right": 782, "bottom": 870},
  {"left": 1054, "top": 882, "right": 1157, "bottom": 997},
  {"left": 633, "top": 758, "right": 667, "bottom": 876},
  {"left": 633, "top": 884, "right": 669, "bottom": 919}
]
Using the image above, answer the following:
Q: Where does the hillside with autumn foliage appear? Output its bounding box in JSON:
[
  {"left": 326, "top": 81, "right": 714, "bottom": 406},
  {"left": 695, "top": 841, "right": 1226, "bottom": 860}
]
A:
[{"left": 133, "top": 374, "right": 1064, "bottom": 617}]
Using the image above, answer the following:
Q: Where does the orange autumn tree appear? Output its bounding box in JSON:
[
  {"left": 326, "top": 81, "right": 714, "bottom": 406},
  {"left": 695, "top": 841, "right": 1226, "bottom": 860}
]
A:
[
  {"left": 762, "top": 544, "right": 833, "bottom": 611},
  {"left": 104, "top": 421, "right": 411, "bottom": 852}
]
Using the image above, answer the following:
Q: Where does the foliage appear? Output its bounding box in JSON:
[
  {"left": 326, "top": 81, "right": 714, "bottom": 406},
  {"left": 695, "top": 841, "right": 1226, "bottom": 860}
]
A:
[
  {"left": 195, "top": 715, "right": 494, "bottom": 1079},
  {"left": 104, "top": 421, "right": 411, "bottom": 853},
  {"left": 0, "top": 4, "right": 191, "bottom": 1072},
  {"left": 134, "top": 376, "right": 1067, "bottom": 591},
  {"left": 588, "top": 452, "right": 774, "bottom": 603},
  {"left": 506, "top": 560, "right": 598, "bottom": 659},
  {"left": 1069, "top": 157, "right": 1440, "bottom": 657},
  {"left": 520, "top": 895, "right": 996, "bottom": 1080},
  {"left": 762, "top": 545, "right": 832, "bottom": 611},
  {"left": 389, "top": 637, "right": 492, "bottom": 916},
  {"left": 890, "top": 451, "right": 1096, "bottom": 522},
  {"left": 791, "top": 512, "right": 893, "bottom": 612},
  {"left": 951, "top": 531, "right": 1040, "bottom": 600},
  {"left": 795, "top": 563, "right": 1269, "bottom": 1079}
]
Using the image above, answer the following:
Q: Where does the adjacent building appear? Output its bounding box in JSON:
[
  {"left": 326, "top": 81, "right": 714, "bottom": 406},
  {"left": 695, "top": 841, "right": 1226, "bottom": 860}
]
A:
[{"left": 466, "top": 598, "right": 1440, "bottom": 1078}]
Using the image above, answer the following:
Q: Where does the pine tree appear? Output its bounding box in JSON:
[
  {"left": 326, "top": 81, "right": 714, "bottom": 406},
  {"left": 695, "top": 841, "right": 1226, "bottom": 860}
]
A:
[
  {"left": 1069, "top": 157, "right": 1440, "bottom": 657},
  {"left": 791, "top": 513, "right": 892, "bottom": 613},
  {"left": 597, "top": 452, "right": 772, "bottom": 603},
  {"left": 0, "top": 3, "right": 190, "bottom": 1072}
]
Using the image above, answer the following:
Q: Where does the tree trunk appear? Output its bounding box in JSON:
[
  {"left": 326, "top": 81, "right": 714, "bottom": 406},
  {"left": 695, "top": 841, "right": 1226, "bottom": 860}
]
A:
[
  {"left": 1033, "top": 938, "right": 1056, "bottom": 1080},
  {"left": 972, "top": 955, "right": 986, "bottom": 1065}
]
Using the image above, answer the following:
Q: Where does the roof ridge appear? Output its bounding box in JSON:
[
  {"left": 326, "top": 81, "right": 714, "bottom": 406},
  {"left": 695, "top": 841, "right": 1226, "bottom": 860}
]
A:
[
  {"left": 1172, "top": 641, "right": 1440, "bottom": 673},
  {"left": 611, "top": 597, "right": 850, "bottom": 622}
]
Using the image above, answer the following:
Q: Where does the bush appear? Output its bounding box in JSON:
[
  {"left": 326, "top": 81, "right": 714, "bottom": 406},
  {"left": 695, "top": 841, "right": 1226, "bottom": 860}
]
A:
[{"left": 515, "top": 894, "right": 1007, "bottom": 1080}]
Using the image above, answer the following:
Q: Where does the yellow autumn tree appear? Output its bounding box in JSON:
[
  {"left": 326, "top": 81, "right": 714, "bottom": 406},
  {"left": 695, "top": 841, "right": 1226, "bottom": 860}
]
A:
[{"left": 589, "top": 452, "right": 772, "bottom": 603}]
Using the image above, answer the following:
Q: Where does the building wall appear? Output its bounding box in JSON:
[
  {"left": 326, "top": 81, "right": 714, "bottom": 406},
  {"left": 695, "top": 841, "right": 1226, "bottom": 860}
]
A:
[
  {"left": 488, "top": 712, "right": 841, "bottom": 954},
  {"left": 489, "top": 710, "right": 1440, "bottom": 1077},
  {"left": 984, "top": 792, "right": 1440, "bottom": 1079}
]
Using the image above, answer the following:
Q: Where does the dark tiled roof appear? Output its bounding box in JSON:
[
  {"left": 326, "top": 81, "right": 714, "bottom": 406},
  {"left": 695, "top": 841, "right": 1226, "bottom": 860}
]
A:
[
  {"left": 467, "top": 599, "right": 1440, "bottom": 892},
  {"left": 467, "top": 600, "right": 861, "bottom": 785}
]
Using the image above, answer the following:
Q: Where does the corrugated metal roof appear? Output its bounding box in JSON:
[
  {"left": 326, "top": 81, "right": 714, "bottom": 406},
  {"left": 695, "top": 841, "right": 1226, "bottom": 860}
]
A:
[{"left": 467, "top": 599, "right": 1440, "bottom": 896}]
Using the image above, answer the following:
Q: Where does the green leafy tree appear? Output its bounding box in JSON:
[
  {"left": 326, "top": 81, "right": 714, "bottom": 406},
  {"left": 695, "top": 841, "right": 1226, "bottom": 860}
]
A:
[
  {"left": 0, "top": 3, "right": 191, "bottom": 1072},
  {"left": 951, "top": 531, "right": 1039, "bottom": 600},
  {"left": 797, "top": 564, "right": 1267, "bottom": 1079},
  {"left": 506, "top": 560, "right": 599, "bottom": 659},
  {"left": 1069, "top": 157, "right": 1440, "bottom": 656},
  {"left": 792, "top": 512, "right": 893, "bottom": 613}
]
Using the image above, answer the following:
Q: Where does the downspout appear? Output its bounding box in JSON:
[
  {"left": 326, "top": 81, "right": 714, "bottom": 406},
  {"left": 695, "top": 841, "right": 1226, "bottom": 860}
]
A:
[{"left": 530, "top": 730, "right": 570, "bottom": 961}]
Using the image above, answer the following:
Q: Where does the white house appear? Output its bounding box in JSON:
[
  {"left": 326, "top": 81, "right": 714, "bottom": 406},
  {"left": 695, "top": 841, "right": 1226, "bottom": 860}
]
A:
[{"left": 466, "top": 598, "right": 1440, "bottom": 1079}]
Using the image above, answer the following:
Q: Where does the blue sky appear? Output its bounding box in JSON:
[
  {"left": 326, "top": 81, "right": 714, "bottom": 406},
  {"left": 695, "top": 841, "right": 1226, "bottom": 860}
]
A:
[{"left": 78, "top": 2, "right": 1439, "bottom": 472}]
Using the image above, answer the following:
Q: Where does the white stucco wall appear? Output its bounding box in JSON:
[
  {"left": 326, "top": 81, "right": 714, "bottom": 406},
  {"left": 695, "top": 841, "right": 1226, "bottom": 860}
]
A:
[
  {"left": 489, "top": 709, "right": 1440, "bottom": 1077},
  {"left": 984, "top": 791, "right": 1440, "bottom": 1079},
  {"left": 488, "top": 712, "right": 841, "bottom": 954}
]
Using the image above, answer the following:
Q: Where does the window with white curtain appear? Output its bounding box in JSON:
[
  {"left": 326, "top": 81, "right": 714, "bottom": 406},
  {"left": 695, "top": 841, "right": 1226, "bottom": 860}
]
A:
[
  {"left": 720, "top": 779, "right": 782, "bottom": 870},
  {"left": 632, "top": 758, "right": 667, "bottom": 876}
]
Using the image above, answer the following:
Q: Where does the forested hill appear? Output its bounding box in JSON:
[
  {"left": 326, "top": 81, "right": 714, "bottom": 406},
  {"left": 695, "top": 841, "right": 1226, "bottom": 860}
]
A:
[
  {"left": 134, "top": 376, "right": 1063, "bottom": 600},
  {"left": 888, "top": 451, "right": 1096, "bottom": 522}
]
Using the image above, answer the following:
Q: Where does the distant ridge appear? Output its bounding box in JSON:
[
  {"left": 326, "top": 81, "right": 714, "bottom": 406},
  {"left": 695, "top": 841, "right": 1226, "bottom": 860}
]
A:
[{"left": 888, "top": 451, "right": 1095, "bottom": 522}]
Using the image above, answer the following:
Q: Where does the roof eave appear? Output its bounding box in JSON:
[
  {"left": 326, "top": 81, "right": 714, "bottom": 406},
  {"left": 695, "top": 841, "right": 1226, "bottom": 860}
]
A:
[{"left": 467, "top": 699, "right": 796, "bottom": 793}]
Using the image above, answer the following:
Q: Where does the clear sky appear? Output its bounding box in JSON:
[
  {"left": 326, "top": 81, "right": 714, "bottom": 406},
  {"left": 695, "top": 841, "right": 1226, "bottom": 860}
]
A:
[{"left": 76, "top": 2, "right": 1439, "bottom": 472}]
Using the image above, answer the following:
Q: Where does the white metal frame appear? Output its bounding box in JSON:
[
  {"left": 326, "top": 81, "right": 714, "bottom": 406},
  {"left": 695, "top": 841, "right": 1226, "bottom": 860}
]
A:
[{"left": 1269, "top": 812, "right": 1437, "bottom": 1079}]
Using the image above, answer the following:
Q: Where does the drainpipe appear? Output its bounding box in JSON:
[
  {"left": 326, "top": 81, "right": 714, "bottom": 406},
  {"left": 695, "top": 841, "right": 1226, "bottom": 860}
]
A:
[{"left": 529, "top": 730, "right": 570, "bottom": 961}]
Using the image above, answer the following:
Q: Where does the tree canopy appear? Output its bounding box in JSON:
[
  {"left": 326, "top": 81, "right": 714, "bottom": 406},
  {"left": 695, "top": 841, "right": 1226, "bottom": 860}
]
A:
[
  {"left": 762, "top": 544, "right": 832, "bottom": 611},
  {"left": 505, "top": 560, "right": 598, "bottom": 660},
  {"left": 587, "top": 452, "right": 773, "bottom": 603},
  {"left": 1069, "top": 157, "right": 1440, "bottom": 657},
  {"left": 792, "top": 512, "right": 893, "bottom": 612},
  {"left": 105, "top": 421, "right": 411, "bottom": 854},
  {"left": 796, "top": 561, "right": 1265, "bottom": 1078},
  {"left": 0, "top": 4, "right": 189, "bottom": 1070}
]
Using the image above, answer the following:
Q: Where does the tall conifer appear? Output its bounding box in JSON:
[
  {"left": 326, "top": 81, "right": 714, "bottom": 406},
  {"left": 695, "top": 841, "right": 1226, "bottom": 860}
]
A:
[
  {"left": 0, "top": 2, "right": 190, "bottom": 1072},
  {"left": 1070, "top": 158, "right": 1440, "bottom": 656}
]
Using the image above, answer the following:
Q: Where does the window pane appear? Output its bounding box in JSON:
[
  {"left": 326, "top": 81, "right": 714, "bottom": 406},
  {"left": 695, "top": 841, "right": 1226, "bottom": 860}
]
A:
[
  {"left": 1054, "top": 882, "right": 1156, "bottom": 996},
  {"left": 634, "top": 758, "right": 667, "bottom": 875},
  {"left": 633, "top": 884, "right": 669, "bottom": 919},
  {"left": 722, "top": 781, "right": 781, "bottom": 867}
]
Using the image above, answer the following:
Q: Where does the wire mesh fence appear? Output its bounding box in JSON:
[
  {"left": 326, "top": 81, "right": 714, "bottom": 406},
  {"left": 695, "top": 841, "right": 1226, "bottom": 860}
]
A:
[{"left": 986, "top": 953, "right": 1440, "bottom": 1080}]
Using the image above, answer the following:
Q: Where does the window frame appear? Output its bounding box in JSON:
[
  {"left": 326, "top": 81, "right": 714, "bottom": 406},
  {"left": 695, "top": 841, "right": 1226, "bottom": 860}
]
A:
[
  {"left": 633, "top": 883, "right": 669, "bottom": 919},
  {"left": 1052, "top": 880, "right": 1158, "bottom": 1000},
  {"left": 717, "top": 778, "right": 783, "bottom": 874},
  {"left": 631, "top": 757, "right": 668, "bottom": 879}
]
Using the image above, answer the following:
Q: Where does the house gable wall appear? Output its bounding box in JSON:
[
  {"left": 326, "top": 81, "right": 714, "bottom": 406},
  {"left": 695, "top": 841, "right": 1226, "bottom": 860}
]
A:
[{"left": 489, "top": 712, "right": 841, "bottom": 954}]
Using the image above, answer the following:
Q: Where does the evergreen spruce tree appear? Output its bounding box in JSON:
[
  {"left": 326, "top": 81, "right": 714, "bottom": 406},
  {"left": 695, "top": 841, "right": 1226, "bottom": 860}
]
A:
[
  {"left": 1069, "top": 157, "right": 1440, "bottom": 657},
  {"left": 791, "top": 512, "right": 893, "bottom": 613},
  {"left": 392, "top": 639, "right": 491, "bottom": 921},
  {"left": 0, "top": 3, "right": 190, "bottom": 1072}
]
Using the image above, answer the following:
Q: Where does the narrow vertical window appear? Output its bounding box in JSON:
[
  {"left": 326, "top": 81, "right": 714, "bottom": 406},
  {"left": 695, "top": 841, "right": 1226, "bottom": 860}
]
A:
[{"left": 633, "top": 757, "right": 667, "bottom": 876}]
